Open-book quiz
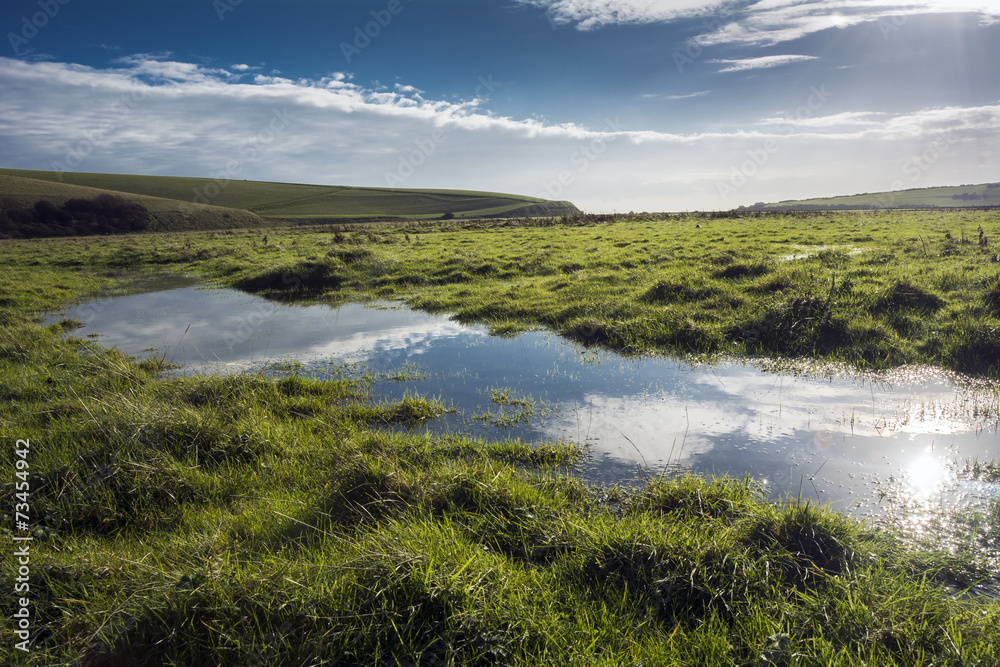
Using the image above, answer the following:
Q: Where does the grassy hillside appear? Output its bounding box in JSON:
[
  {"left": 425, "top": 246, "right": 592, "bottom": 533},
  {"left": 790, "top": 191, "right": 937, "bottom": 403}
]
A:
[
  {"left": 745, "top": 183, "right": 1000, "bottom": 211},
  {"left": 0, "top": 168, "right": 581, "bottom": 220},
  {"left": 0, "top": 174, "right": 267, "bottom": 232}
]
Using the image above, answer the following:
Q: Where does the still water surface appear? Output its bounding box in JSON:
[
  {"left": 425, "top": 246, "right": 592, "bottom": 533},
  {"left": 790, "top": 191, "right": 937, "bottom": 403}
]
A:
[{"left": 48, "top": 275, "right": 999, "bottom": 544}]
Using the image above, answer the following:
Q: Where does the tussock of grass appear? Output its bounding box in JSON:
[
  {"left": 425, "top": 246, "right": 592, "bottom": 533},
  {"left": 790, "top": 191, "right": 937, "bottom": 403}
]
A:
[
  {"left": 734, "top": 295, "right": 853, "bottom": 357},
  {"left": 877, "top": 277, "right": 946, "bottom": 312},
  {"left": 641, "top": 278, "right": 722, "bottom": 303},
  {"left": 751, "top": 269, "right": 802, "bottom": 293},
  {"left": 627, "top": 474, "right": 761, "bottom": 522},
  {"left": 364, "top": 394, "right": 448, "bottom": 425},
  {"left": 931, "top": 322, "right": 1000, "bottom": 377},
  {"left": 284, "top": 458, "right": 416, "bottom": 541},
  {"left": 742, "top": 502, "right": 859, "bottom": 578},
  {"left": 983, "top": 274, "right": 1000, "bottom": 315},
  {"left": 564, "top": 317, "right": 614, "bottom": 346},
  {"left": 232, "top": 258, "right": 346, "bottom": 295},
  {"left": 715, "top": 259, "right": 773, "bottom": 280}
]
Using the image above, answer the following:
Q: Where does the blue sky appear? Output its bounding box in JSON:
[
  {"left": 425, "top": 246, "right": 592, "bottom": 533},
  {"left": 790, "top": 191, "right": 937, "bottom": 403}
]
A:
[{"left": 1, "top": 0, "right": 997, "bottom": 211}]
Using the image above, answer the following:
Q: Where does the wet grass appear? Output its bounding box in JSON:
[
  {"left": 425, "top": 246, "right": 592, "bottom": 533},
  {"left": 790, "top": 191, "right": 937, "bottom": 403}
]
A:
[
  {"left": 1, "top": 212, "right": 1000, "bottom": 664},
  {"left": 470, "top": 387, "right": 551, "bottom": 428},
  {"left": 5, "top": 209, "right": 998, "bottom": 376}
]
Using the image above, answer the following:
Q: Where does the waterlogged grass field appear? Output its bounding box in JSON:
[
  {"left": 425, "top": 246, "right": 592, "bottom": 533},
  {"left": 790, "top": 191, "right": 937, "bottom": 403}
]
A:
[
  {"left": 12, "top": 208, "right": 999, "bottom": 376},
  {"left": 2, "top": 210, "right": 1000, "bottom": 665}
]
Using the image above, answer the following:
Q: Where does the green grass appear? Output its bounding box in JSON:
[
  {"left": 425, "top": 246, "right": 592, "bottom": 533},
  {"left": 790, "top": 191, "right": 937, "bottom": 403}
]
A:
[
  {"left": 2, "top": 212, "right": 1000, "bottom": 664},
  {"left": 0, "top": 168, "right": 580, "bottom": 222},
  {"left": 8, "top": 208, "right": 996, "bottom": 376},
  {"left": 753, "top": 182, "right": 1000, "bottom": 210},
  {"left": 471, "top": 387, "right": 551, "bottom": 428}
]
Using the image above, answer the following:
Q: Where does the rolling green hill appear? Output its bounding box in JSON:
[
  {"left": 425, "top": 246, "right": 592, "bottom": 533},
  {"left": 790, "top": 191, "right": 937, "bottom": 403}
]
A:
[
  {"left": 0, "top": 168, "right": 581, "bottom": 221},
  {"left": 742, "top": 182, "right": 1000, "bottom": 211},
  {"left": 0, "top": 174, "right": 267, "bottom": 233}
]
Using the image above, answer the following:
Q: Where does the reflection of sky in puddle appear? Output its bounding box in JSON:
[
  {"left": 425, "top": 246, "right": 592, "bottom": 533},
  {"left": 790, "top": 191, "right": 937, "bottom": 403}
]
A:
[
  {"left": 48, "top": 278, "right": 999, "bottom": 534},
  {"left": 50, "top": 277, "right": 478, "bottom": 371},
  {"left": 779, "top": 245, "right": 864, "bottom": 262}
]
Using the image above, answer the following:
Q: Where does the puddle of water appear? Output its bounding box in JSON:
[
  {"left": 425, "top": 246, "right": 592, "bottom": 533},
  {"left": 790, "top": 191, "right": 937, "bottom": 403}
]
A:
[
  {"left": 46, "top": 276, "right": 1000, "bottom": 556},
  {"left": 779, "top": 245, "right": 863, "bottom": 261}
]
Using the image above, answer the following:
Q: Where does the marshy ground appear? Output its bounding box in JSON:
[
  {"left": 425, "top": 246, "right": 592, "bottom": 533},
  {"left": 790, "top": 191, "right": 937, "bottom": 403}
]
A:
[{"left": 2, "top": 210, "right": 999, "bottom": 665}]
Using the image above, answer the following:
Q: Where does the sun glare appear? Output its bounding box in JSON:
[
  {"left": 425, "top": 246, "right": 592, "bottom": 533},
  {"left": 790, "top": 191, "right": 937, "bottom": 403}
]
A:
[
  {"left": 905, "top": 452, "right": 951, "bottom": 499},
  {"left": 828, "top": 12, "right": 850, "bottom": 29}
]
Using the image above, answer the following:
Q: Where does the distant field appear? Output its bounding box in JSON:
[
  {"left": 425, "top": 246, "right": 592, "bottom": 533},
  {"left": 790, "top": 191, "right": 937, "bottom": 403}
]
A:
[
  {"left": 0, "top": 174, "right": 266, "bottom": 232},
  {"left": 747, "top": 182, "right": 1000, "bottom": 210},
  {"left": 0, "top": 168, "right": 580, "bottom": 220}
]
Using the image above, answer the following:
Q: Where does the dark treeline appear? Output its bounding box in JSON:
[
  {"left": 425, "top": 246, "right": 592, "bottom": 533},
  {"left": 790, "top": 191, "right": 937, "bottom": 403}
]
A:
[{"left": 0, "top": 195, "right": 150, "bottom": 239}]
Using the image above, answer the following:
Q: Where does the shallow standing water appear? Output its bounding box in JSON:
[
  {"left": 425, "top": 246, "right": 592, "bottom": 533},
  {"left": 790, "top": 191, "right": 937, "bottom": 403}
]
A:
[{"left": 47, "top": 275, "right": 1000, "bottom": 545}]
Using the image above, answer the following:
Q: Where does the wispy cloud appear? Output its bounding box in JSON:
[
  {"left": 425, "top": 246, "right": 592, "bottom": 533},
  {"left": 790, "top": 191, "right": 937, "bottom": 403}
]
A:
[
  {"left": 643, "top": 90, "right": 711, "bottom": 100},
  {"left": 394, "top": 83, "right": 424, "bottom": 97},
  {"left": 515, "top": 0, "right": 717, "bottom": 30},
  {"left": 519, "top": 0, "right": 1000, "bottom": 45},
  {"left": 665, "top": 90, "right": 711, "bottom": 100},
  {"left": 699, "top": 0, "right": 1000, "bottom": 46},
  {"left": 712, "top": 55, "right": 819, "bottom": 72},
  {"left": 757, "top": 110, "right": 886, "bottom": 128}
]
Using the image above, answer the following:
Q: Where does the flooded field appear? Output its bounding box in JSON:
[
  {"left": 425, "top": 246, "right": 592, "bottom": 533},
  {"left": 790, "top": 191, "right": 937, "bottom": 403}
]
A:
[{"left": 48, "top": 274, "right": 1000, "bottom": 549}]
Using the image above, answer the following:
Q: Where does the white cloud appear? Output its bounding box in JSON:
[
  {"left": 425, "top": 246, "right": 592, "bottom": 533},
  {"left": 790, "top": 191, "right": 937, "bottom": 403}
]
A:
[
  {"left": 701, "top": 1, "right": 1000, "bottom": 46},
  {"left": 749, "top": 106, "right": 1000, "bottom": 143},
  {"left": 0, "top": 56, "right": 996, "bottom": 212},
  {"left": 394, "top": 83, "right": 424, "bottom": 97},
  {"left": 664, "top": 90, "right": 711, "bottom": 100},
  {"left": 519, "top": 0, "right": 1000, "bottom": 45},
  {"left": 757, "top": 110, "right": 887, "bottom": 128},
  {"left": 252, "top": 74, "right": 294, "bottom": 86},
  {"left": 516, "top": 0, "right": 721, "bottom": 30},
  {"left": 229, "top": 64, "right": 264, "bottom": 74},
  {"left": 712, "top": 54, "right": 819, "bottom": 72},
  {"left": 113, "top": 55, "right": 232, "bottom": 83}
]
